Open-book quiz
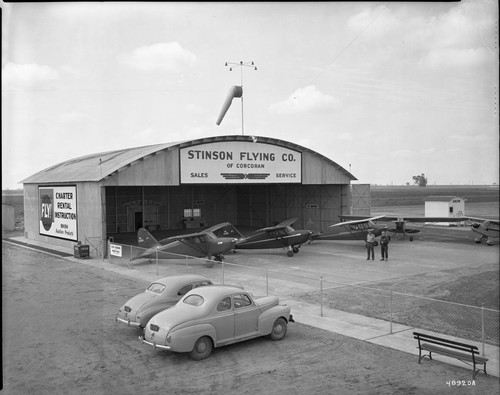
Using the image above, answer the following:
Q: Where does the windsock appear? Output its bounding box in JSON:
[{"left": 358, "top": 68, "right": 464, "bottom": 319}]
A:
[{"left": 216, "top": 85, "right": 243, "bottom": 125}]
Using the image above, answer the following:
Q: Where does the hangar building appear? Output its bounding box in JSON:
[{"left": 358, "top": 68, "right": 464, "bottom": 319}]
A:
[{"left": 21, "top": 135, "right": 356, "bottom": 255}]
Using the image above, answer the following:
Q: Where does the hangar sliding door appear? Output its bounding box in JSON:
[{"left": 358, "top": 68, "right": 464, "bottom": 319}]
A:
[
  {"left": 351, "top": 184, "right": 371, "bottom": 216},
  {"left": 235, "top": 185, "right": 268, "bottom": 228}
]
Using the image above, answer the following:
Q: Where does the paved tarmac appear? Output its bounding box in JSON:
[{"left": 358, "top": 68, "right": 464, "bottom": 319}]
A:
[{"left": 4, "top": 234, "right": 499, "bottom": 379}]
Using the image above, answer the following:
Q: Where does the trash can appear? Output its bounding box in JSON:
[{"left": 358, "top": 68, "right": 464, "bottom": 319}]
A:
[{"left": 74, "top": 244, "right": 90, "bottom": 259}]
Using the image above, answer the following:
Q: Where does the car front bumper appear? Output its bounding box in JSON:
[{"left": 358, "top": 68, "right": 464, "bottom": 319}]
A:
[{"left": 139, "top": 335, "right": 171, "bottom": 351}]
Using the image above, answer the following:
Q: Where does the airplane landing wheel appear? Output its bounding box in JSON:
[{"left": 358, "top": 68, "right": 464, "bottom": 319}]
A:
[
  {"left": 410, "top": 236, "right": 414, "bottom": 241},
  {"left": 204, "top": 260, "right": 215, "bottom": 268},
  {"left": 292, "top": 246, "right": 299, "bottom": 253},
  {"left": 287, "top": 250, "right": 294, "bottom": 257}
]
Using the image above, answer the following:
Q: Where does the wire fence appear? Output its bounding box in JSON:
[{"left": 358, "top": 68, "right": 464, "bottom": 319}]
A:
[{"left": 107, "top": 241, "right": 499, "bottom": 352}]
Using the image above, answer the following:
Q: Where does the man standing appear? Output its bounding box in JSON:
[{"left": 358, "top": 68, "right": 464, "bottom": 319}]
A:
[
  {"left": 366, "top": 229, "right": 375, "bottom": 260},
  {"left": 380, "top": 230, "right": 391, "bottom": 261}
]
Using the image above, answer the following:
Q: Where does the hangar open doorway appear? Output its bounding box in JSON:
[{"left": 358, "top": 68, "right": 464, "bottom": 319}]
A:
[{"left": 104, "top": 183, "right": 346, "bottom": 239}]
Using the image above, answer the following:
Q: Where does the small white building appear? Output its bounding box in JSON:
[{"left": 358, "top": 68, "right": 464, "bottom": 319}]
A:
[{"left": 424, "top": 196, "right": 466, "bottom": 226}]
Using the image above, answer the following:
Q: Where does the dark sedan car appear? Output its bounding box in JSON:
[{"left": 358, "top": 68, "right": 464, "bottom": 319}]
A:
[{"left": 116, "top": 274, "right": 213, "bottom": 329}]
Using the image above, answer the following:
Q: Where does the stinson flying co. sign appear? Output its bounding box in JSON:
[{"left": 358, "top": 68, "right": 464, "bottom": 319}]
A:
[
  {"left": 39, "top": 185, "right": 78, "bottom": 241},
  {"left": 180, "top": 141, "right": 302, "bottom": 184}
]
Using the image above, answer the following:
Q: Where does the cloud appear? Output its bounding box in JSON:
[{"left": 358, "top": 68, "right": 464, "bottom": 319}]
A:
[
  {"left": 347, "top": 5, "right": 400, "bottom": 38},
  {"left": 418, "top": 47, "right": 491, "bottom": 70},
  {"left": 270, "top": 85, "right": 339, "bottom": 114},
  {"left": 2, "top": 62, "right": 59, "bottom": 90},
  {"left": 119, "top": 42, "right": 197, "bottom": 72},
  {"left": 346, "top": 2, "right": 495, "bottom": 72}
]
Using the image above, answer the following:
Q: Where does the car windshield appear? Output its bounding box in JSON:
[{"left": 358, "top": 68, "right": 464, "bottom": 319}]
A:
[
  {"left": 183, "top": 294, "right": 204, "bottom": 306},
  {"left": 146, "top": 282, "right": 166, "bottom": 294}
]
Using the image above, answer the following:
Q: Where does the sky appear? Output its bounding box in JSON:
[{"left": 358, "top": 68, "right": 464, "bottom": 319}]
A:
[{"left": 2, "top": 1, "right": 499, "bottom": 189}]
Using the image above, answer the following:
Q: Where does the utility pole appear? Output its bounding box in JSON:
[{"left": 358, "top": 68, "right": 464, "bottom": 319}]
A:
[{"left": 225, "top": 61, "right": 257, "bottom": 135}]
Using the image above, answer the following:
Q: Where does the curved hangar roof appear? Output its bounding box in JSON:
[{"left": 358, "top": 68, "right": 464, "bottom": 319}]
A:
[{"left": 21, "top": 135, "right": 356, "bottom": 184}]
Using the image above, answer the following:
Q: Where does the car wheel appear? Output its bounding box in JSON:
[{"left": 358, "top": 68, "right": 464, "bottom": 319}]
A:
[
  {"left": 190, "top": 336, "right": 213, "bottom": 360},
  {"left": 269, "top": 317, "right": 287, "bottom": 341}
]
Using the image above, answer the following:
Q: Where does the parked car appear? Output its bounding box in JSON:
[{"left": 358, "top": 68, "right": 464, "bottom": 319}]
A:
[
  {"left": 116, "top": 274, "right": 214, "bottom": 329},
  {"left": 140, "top": 285, "right": 294, "bottom": 360}
]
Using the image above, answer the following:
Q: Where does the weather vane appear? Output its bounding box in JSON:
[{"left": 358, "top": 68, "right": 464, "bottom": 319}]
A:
[{"left": 216, "top": 61, "right": 257, "bottom": 135}]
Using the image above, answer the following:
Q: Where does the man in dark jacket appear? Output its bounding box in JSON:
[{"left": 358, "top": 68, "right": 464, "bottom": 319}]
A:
[{"left": 380, "top": 230, "right": 391, "bottom": 261}]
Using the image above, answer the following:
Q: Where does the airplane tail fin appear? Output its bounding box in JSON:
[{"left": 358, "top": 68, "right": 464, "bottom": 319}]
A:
[{"left": 137, "top": 228, "right": 160, "bottom": 248}]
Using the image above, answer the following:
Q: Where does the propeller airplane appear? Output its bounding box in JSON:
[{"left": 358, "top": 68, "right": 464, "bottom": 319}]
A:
[
  {"left": 232, "top": 218, "right": 313, "bottom": 257},
  {"left": 310, "top": 215, "right": 390, "bottom": 244},
  {"left": 131, "top": 223, "right": 239, "bottom": 266},
  {"left": 467, "top": 217, "right": 499, "bottom": 246},
  {"left": 330, "top": 215, "right": 498, "bottom": 245}
]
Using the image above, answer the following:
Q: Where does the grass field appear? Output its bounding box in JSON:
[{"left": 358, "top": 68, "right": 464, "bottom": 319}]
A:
[{"left": 370, "top": 184, "right": 499, "bottom": 207}]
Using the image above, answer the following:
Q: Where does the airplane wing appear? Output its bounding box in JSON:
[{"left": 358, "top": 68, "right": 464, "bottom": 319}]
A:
[
  {"left": 164, "top": 222, "right": 240, "bottom": 242},
  {"left": 330, "top": 215, "right": 386, "bottom": 228},
  {"left": 256, "top": 218, "right": 298, "bottom": 232},
  {"left": 465, "top": 217, "right": 500, "bottom": 225},
  {"left": 166, "top": 232, "right": 207, "bottom": 241},
  {"left": 339, "top": 214, "right": 468, "bottom": 224}
]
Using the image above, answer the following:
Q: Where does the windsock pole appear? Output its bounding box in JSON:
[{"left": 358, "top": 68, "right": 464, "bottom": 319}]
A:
[{"left": 222, "top": 61, "right": 257, "bottom": 135}]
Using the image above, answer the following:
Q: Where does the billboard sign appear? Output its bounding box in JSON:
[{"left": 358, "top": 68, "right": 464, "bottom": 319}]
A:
[
  {"left": 39, "top": 185, "right": 78, "bottom": 241},
  {"left": 180, "top": 141, "right": 302, "bottom": 184}
]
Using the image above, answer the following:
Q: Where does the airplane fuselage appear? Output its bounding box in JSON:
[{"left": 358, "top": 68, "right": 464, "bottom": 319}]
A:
[
  {"left": 133, "top": 228, "right": 236, "bottom": 261},
  {"left": 236, "top": 228, "right": 312, "bottom": 250}
]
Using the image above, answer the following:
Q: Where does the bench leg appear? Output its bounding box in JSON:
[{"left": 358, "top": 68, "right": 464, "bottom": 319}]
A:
[
  {"left": 473, "top": 362, "right": 487, "bottom": 379},
  {"left": 418, "top": 350, "right": 432, "bottom": 364}
]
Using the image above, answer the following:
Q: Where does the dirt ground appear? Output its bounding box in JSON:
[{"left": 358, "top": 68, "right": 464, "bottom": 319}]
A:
[{"left": 2, "top": 242, "right": 499, "bottom": 395}]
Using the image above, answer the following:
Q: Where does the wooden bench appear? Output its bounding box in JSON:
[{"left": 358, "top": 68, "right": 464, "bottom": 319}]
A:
[{"left": 413, "top": 332, "right": 488, "bottom": 379}]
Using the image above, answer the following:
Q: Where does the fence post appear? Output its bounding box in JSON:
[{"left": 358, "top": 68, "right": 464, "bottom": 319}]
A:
[
  {"left": 266, "top": 269, "right": 269, "bottom": 296},
  {"left": 390, "top": 290, "right": 393, "bottom": 334},
  {"left": 156, "top": 248, "right": 158, "bottom": 276},
  {"left": 320, "top": 275, "right": 323, "bottom": 317},
  {"left": 481, "top": 303, "right": 485, "bottom": 356}
]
